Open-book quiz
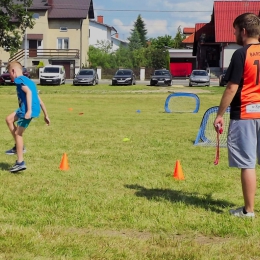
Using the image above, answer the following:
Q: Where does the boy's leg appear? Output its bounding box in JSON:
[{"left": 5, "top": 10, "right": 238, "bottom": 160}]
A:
[
  {"left": 5, "top": 112, "right": 18, "bottom": 140},
  {"left": 15, "top": 126, "right": 26, "bottom": 163},
  {"left": 9, "top": 118, "right": 31, "bottom": 173},
  {"left": 241, "top": 168, "right": 256, "bottom": 213}
]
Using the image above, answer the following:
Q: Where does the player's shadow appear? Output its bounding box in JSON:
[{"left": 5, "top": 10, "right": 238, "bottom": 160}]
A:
[
  {"left": 0, "top": 163, "right": 11, "bottom": 171},
  {"left": 125, "top": 184, "right": 235, "bottom": 213}
]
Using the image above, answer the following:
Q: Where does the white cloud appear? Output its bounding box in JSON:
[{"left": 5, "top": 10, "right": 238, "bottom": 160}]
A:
[
  {"left": 112, "top": 19, "right": 133, "bottom": 40},
  {"left": 143, "top": 18, "right": 169, "bottom": 37}
]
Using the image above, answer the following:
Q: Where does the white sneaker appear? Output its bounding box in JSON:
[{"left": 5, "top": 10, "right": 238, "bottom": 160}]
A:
[{"left": 229, "top": 207, "right": 255, "bottom": 218}]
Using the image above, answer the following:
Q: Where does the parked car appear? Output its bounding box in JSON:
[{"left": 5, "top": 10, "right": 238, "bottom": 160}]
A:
[
  {"left": 0, "top": 67, "right": 31, "bottom": 85},
  {"left": 219, "top": 69, "right": 227, "bottom": 86},
  {"left": 189, "top": 70, "right": 210, "bottom": 86},
  {"left": 112, "top": 69, "right": 136, "bottom": 85},
  {"left": 40, "top": 65, "right": 66, "bottom": 85},
  {"left": 73, "top": 69, "right": 99, "bottom": 86},
  {"left": 150, "top": 69, "right": 172, "bottom": 86}
]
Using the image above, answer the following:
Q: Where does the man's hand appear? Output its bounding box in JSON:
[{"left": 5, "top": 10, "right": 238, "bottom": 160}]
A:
[{"left": 214, "top": 115, "right": 224, "bottom": 133}]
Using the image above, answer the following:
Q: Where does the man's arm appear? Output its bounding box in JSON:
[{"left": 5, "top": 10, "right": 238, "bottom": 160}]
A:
[
  {"left": 21, "top": 85, "right": 32, "bottom": 119},
  {"left": 38, "top": 95, "right": 50, "bottom": 125},
  {"left": 214, "top": 81, "right": 238, "bottom": 131}
]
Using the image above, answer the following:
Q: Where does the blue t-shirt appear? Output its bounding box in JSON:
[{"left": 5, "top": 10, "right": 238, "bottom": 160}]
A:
[{"left": 15, "top": 76, "right": 40, "bottom": 118}]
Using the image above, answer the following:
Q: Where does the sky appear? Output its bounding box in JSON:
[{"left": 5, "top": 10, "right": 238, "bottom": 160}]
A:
[{"left": 92, "top": 0, "right": 217, "bottom": 40}]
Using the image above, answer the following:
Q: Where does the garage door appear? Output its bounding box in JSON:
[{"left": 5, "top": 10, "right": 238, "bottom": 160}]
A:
[
  {"left": 170, "top": 62, "right": 192, "bottom": 77},
  {"left": 51, "top": 61, "right": 72, "bottom": 79}
]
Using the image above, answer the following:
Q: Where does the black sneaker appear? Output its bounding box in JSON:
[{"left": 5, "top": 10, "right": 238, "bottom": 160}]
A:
[
  {"left": 5, "top": 145, "right": 26, "bottom": 155},
  {"left": 9, "top": 161, "right": 27, "bottom": 173}
]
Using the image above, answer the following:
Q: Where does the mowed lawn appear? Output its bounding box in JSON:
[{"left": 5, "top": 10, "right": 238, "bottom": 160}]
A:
[{"left": 0, "top": 83, "right": 260, "bottom": 259}]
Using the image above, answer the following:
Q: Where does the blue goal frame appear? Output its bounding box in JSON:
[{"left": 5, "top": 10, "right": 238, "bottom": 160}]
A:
[
  {"left": 164, "top": 92, "right": 200, "bottom": 113},
  {"left": 194, "top": 106, "right": 230, "bottom": 145}
]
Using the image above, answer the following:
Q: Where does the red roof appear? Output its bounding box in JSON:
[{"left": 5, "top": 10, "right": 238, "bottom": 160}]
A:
[
  {"left": 182, "top": 33, "right": 194, "bottom": 43},
  {"left": 183, "top": 27, "right": 195, "bottom": 34},
  {"left": 214, "top": 1, "right": 260, "bottom": 42}
]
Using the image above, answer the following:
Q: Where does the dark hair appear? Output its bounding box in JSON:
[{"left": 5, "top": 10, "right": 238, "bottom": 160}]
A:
[{"left": 233, "top": 13, "right": 260, "bottom": 38}]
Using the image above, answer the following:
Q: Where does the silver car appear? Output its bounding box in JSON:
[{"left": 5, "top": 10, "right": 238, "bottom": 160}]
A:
[
  {"left": 73, "top": 69, "right": 99, "bottom": 86},
  {"left": 189, "top": 70, "right": 210, "bottom": 86}
]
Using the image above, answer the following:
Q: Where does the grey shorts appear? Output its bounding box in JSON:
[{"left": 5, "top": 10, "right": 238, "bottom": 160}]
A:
[{"left": 228, "top": 119, "right": 260, "bottom": 168}]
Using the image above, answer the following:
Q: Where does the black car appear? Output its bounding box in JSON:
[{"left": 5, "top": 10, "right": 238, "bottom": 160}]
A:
[
  {"left": 0, "top": 67, "right": 30, "bottom": 85},
  {"left": 112, "top": 69, "right": 136, "bottom": 85},
  {"left": 219, "top": 69, "right": 227, "bottom": 86},
  {"left": 73, "top": 69, "right": 99, "bottom": 86},
  {"left": 150, "top": 69, "right": 172, "bottom": 86}
]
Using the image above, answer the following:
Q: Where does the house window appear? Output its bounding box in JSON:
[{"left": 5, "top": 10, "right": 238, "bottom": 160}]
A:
[
  {"left": 60, "top": 27, "right": 68, "bottom": 32},
  {"left": 57, "top": 38, "right": 69, "bottom": 49},
  {"left": 32, "top": 61, "right": 40, "bottom": 66}
]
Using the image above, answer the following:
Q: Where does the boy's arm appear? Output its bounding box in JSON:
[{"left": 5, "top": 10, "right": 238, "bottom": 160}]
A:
[
  {"left": 38, "top": 96, "right": 50, "bottom": 125},
  {"left": 21, "top": 85, "right": 32, "bottom": 119}
]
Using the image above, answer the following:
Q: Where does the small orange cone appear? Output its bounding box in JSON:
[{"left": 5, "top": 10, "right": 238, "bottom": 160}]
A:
[
  {"left": 173, "top": 160, "right": 185, "bottom": 180},
  {"left": 59, "top": 153, "right": 69, "bottom": 170}
]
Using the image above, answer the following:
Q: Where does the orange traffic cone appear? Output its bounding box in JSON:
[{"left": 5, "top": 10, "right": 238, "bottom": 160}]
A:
[
  {"left": 59, "top": 153, "right": 69, "bottom": 170},
  {"left": 173, "top": 160, "right": 185, "bottom": 180}
]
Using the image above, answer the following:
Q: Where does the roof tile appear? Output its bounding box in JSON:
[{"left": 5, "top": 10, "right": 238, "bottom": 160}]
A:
[{"left": 214, "top": 1, "right": 260, "bottom": 42}]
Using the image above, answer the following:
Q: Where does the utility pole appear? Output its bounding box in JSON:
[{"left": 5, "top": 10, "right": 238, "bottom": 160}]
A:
[{"left": 24, "top": 4, "right": 27, "bottom": 68}]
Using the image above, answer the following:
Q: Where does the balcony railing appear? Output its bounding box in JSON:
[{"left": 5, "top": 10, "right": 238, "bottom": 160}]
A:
[{"left": 9, "top": 49, "right": 80, "bottom": 62}]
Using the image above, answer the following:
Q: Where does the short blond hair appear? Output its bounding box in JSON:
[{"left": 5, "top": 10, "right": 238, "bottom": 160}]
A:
[{"left": 7, "top": 61, "right": 23, "bottom": 71}]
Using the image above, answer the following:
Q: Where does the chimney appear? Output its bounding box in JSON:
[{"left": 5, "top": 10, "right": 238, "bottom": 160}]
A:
[
  {"left": 115, "top": 33, "right": 118, "bottom": 38},
  {"left": 97, "top": 16, "right": 104, "bottom": 24},
  {"left": 48, "top": 0, "right": 53, "bottom": 6}
]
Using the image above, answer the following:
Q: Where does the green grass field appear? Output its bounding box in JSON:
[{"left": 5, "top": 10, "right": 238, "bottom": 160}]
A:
[{"left": 0, "top": 83, "right": 260, "bottom": 259}]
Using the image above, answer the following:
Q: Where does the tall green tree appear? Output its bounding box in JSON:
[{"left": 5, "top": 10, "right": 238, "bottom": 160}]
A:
[
  {"left": 128, "top": 27, "right": 142, "bottom": 51},
  {"left": 173, "top": 26, "right": 186, "bottom": 49},
  {"left": 133, "top": 14, "right": 147, "bottom": 47},
  {"left": 0, "top": 0, "right": 34, "bottom": 53}
]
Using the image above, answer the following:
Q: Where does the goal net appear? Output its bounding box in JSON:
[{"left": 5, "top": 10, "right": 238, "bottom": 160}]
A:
[
  {"left": 164, "top": 92, "right": 200, "bottom": 113},
  {"left": 194, "top": 106, "right": 230, "bottom": 147}
]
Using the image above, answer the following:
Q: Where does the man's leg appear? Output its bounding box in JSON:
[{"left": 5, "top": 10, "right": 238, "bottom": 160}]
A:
[{"left": 241, "top": 168, "right": 256, "bottom": 213}]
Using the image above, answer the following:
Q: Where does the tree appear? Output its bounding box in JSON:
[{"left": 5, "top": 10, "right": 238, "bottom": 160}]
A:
[
  {"left": 128, "top": 27, "right": 142, "bottom": 51},
  {"left": 133, "top": 14, "right": 147, "bottom": 47},
  {"left": 94, "top": 40, "right": 113, "bottom": 53},
  {"left": 149, "top": 35, "right": 175, "bottom": 49},
  {"left": 114, "top": 45, "right": 133, "bottom": 68},
  {"left": 0, "top": 0, "right": 34, "bottom": 53},
  {"left": 87, "top": 45, "right": 116, "bottom": 69},
  {"left": 173, "top": 26, "right": 186, "bottom": 49}
]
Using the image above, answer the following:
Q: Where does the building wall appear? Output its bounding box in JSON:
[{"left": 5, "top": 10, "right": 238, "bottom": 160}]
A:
[
  {"left": 111, "top": 37, "right": 128, "bottom": 52},
  {"left": 220, "top": 43, "right": 241, "bottom": 69},
  {"left": 89, "top": 22, "right": 111, "bottom": 46},
  {"left": 0, "top": 10, "right": 48, "bottom": 66}
]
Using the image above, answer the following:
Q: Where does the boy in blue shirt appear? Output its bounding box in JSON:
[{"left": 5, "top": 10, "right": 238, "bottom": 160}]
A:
[{"left": 5, "top": 61, "right": 50, "bottom": 173}]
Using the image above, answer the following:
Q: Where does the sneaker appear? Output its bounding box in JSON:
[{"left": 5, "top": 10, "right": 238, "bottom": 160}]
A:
[
  {"left": 229, "top": 207, "right": 255, "bottom": 218},
  {"left": 9, "top": 161, "right": 27, "bottom": 173},
  {"left": 5, "top": 145, "right": 26, "bottom": 155}
]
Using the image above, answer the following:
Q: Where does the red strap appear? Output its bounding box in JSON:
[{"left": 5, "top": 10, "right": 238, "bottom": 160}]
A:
[{"left": 214, "top": 124, "right": 223, "bottom": 165}]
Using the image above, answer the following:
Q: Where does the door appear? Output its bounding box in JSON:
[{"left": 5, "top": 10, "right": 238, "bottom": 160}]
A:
[
  {"left": 29, "top": 40, "right": 37, "bottom": 57},
  {"left": 52, "top": 61, "right": 71, "bottom": 79}
]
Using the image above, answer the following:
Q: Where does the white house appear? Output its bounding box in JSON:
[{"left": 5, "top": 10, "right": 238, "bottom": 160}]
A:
[{"left": 89, "top": 15, "right": 128, "bottom": 52}]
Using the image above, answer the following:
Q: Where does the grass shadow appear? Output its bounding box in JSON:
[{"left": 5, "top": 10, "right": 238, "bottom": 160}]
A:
[
  {"left": 125, "top": 184, "right": 235, "bottom": 213},
  {"left": 0, "top": 162, "right": 11, "bottom": 171}
]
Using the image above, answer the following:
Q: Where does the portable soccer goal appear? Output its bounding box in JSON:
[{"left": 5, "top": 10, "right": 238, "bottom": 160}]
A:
[
  {"left": 164, "top": 92, "right": 200, "bottom": 113},
  {"left": 194, "top": 106, "right": 230, "bottom": 147}
]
